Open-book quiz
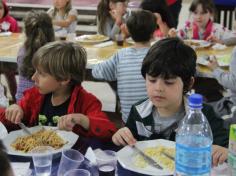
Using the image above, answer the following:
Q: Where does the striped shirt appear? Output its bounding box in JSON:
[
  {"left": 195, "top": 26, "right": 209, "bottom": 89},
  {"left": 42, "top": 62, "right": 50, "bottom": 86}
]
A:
[{"left": 92, "top": 47, "right": 149, "bottom": 122}]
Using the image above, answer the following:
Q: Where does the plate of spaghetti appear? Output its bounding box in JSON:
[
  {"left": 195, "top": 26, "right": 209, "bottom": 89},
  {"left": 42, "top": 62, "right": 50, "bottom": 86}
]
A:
[{"left": 2, "top": 126, "right": 79, "bottom": 157}]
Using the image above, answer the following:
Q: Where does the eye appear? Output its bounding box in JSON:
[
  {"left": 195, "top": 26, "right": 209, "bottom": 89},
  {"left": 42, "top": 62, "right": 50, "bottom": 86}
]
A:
[{"left": 164, "top": 79, "right": 175, "bottom": 85}]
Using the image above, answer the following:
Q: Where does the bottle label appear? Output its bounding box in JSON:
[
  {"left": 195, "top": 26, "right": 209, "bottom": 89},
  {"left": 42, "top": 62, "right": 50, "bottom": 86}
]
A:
[{"left": 176, "top": 143, "right": 211, "bottom": 175}]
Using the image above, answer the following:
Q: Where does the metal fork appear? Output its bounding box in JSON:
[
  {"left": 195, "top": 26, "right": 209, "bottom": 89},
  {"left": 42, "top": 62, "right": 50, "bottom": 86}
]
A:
[{"left": 18, "top": 122, "right": 32, "bottom": 135}]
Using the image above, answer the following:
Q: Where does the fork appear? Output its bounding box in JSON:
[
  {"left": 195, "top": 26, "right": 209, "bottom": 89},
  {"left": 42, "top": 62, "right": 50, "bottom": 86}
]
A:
[{"left": 18, "top": 123, "right": 32, "bottom": 135}]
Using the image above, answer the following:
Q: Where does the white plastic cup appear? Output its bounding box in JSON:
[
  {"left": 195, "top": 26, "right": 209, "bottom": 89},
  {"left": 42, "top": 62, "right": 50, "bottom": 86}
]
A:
[
  {"left": 31, "top": 146, "right": 53, "bottom": 176},
  {"left": 57, "top": 149, "right": 84, "bottom": 176},
  {"left": 64, "top": 169, "right": 90, "bottom": 176},
  {"left": 66, "top": 33, "right": 76, "bottom": 42}
]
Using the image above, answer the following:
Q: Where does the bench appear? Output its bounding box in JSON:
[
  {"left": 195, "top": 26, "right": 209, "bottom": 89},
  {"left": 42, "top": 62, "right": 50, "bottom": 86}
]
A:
[{"left": 7, "top": 3, "right": 98, "bottom": 35}]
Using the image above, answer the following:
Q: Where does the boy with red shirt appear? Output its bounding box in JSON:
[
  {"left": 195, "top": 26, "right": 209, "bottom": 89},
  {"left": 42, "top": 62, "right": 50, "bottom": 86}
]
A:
[{"left": 0, "top": 41, "right": 117, "bottom": 140}]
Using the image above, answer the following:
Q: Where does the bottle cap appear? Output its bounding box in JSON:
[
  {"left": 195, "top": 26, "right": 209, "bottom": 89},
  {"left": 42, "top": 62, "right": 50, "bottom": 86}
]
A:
[{"left": 188, "top": 94, "right": 203, "bottom": 108}]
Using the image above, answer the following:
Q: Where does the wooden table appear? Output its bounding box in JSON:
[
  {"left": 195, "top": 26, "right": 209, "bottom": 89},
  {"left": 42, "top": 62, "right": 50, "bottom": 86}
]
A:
[
  {"left": 0, "top": 33, "right": 234, "bottom": 71},
  {"left": 0, "top": 33, "right": 130, "bottom": 68}
]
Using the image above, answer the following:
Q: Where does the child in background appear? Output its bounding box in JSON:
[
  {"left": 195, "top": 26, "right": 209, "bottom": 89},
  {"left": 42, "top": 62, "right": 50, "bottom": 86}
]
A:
[
  {"left": 0, "top": 140, "right": 14, "bottom": 176},
  {"left": 92, "top": 10, "right": 156, "bottom": 123},
  {"left": 0, "top": 0, "right": 19, "bottom": 32},
  {"left": 206, "top": 47, "right": 236, "bottom": 129},
  {"left": 0, "top": 0, "right": 19, "bottom": 102},
  {"left": 97, "top": 0, "right": 131, "bottom": 40},
  {"left": 1, "top": 41, "right": 117, "bottom": 139},
  {"left": 16, "top": 11, "right": 55, "bottom": 102},
  {"left": 169, "top": 0, "right": 236, "bottom": 45},
  {"left": 140, "top": 0, "right": 175, "bottom": 39},
  {"left": 47, "top": 0, "right": 77, "bottom": 35},
  {"left": 112, "top": 38, "right": 228, "bottom": 149}
]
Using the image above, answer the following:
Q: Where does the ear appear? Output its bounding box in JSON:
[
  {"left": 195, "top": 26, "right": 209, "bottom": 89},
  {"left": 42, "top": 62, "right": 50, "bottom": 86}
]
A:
[{"left": 188, "top": 77, "right": 195, "bottom": 90}]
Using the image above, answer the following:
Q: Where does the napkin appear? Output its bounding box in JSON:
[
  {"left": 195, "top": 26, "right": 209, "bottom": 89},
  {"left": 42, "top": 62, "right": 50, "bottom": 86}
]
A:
[
  {"left": 0, "top": 32, "right": 12, "bottom": 37},
  {"left": 11, "top": 162, "right": 31, "bottom": 176},
  {"left": 212, "top": 43, "right": 227, "bottom": 50},
  {"left": 85, "top": 147, "right": 97, "bottom": 165},
  {"left": 0, "top": 122, "right": 8, "bottom": 139},
  {"left": 93, "top": 41, "right": 114, "bottom": 48}
]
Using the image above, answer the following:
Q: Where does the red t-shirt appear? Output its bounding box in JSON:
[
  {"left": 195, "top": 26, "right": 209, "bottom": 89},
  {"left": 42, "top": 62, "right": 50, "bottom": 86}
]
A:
[{"left": 166, "top": 0, "right": 177, "bottom": 6}]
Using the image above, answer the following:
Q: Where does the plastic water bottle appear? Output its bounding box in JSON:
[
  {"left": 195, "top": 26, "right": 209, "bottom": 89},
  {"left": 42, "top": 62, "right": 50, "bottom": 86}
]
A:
[
  {"left": 175, "top": 94, "right": 213, "bottom": 176},
  {"left": 228, "top": 124, "right": 236, "bottom": 175}
]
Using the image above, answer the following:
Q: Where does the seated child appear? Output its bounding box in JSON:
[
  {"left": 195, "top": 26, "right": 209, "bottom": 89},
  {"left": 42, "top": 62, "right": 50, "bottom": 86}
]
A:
[
  {"left": 206, "top": 47, "right": 236, "bottom": 129},
  {"left": 47, "top": 0, "right": 77, "bottom": 35},
  {"left": 0, "top": 0, "right": 19, "bottom": 32},
  {"left": 97, "top": 0, "right": 131, "bottom": 40},
  {"left": 0, "top": 140, "right": 14, "bottom": 176},
  {"left": 0, "top": 0, "right": 20, "bottom": 102},
  {"left": 140, "top": 0, "right": 175, "bottom": 39},
  {"left": 169, "top": 0, "right": 236, "bottom": 45},
  {"left": 92, "top": 10, "right": 157, "bottom": 122},
  {"left": 112, "top": 38, "right": 229, "bottom": 148},
  {"left": 16, "top": 10, "right": 55, "bottom": 102},
  {"left": 1, "top": 41, "right": 117, "bottom": 139}
]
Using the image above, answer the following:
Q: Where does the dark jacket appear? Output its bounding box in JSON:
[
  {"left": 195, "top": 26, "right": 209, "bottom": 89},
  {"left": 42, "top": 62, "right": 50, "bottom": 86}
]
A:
[{"left": 126, "top": 98, "right": 229, "bottom": 147}]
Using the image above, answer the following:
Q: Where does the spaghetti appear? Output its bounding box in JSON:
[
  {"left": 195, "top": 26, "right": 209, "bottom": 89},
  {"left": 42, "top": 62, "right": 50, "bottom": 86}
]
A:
[{"left": 11, "top": 128, "right": 67, "bottom": 153}]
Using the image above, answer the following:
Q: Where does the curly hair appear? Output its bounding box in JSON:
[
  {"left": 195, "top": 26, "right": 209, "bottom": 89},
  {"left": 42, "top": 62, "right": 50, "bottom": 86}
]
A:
[{"left": 20, "top": 10, "right": 55, "bottom": 79}]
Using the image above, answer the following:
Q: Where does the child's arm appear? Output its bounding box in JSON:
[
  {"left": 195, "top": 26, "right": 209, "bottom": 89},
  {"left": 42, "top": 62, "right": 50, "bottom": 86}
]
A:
[
  {"left": 57, "top": 113, "right": 89, "bottom": 131},
  {"left": 5, "top": 104, "right": 24, "bottom": 124},
  {"left": 112, "top": 127, "right": 136, "bottom": 146},
  {"left": 212, "top": 145, "right": 228, "bottom": 167},
  {"left": 52, "top": 9, "right": 77, "bottom": 28},
  {"left": 208, "top": 48, "right": 236, "bottom": 91},
  {"left": 92, "top": 51, "right": 120, "bottom": 81}
]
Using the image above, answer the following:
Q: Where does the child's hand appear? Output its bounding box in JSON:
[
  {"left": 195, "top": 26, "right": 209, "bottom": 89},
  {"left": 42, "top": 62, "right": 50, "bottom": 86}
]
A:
[
  {"left": 5, "top": 104, "right": 24, "bottom": 124},
  {"left": 168, "top": 28, "right": 177, "bottom": 37},
  {"left": 112, "top": 127, "right": 136, "bottom": 146},
  {"left": 58, "top": 113, "right": 89, "bottom": 131},
  {"left": 212, "top": 145, "right": 228, "bottom": 167},
  {"left": 206, "top": 35, "right": 223, "bottom": 44},
  {"left": 110, "top": 10, "right": 123, "bottom": 26},
  {"left": 207, "top": 56, "right": 219, "bottom": 70}
]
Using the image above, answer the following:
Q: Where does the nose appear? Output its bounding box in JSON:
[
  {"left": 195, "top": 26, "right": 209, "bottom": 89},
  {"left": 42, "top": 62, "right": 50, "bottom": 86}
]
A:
[
  {"left": 155, "top": 79, "right": 164, "bottom": 92},
  {"left": 31, "top": 72, "right": 37, "bottom": 81}
]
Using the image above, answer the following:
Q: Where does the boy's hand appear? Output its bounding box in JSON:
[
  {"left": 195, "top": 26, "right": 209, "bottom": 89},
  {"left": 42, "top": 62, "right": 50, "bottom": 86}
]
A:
[
  {"left": 212, "top": 145, "right": 228, "bottom": 167},
  {"left": 168, "top": 28, "right": 177, "bottom": 37},
  {"left": 112, "top": 127, "right": 136, "bottom": 146},
  {"left": 207, "top": 56, "right": 219, "bottom": 70},
  {"left": 5, "top": 104, "right": 24, "bottom": 124},
  {"left": 206, "top": 35, "right": 223, "bottom": 44},
  {"left": 58, "top": 113, "right": 89, "bottom": 131}
]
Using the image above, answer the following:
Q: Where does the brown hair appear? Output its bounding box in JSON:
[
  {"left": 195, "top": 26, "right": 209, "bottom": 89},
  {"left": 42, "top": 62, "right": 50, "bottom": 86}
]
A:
[
  {"left": 189, "top": 0, "right": 215, "bottom": 15},
  {"left": 32, "top": 41, "right": 87, "bottom": 85},
  {"left": 97, "top": 0, "right": 128, "bottom": 34},
  {"left": 20, "top": 10, "right": 55, "bottom": 79},
  {"left": 52, "top": 0, "right": 72, "bottom": 17}
]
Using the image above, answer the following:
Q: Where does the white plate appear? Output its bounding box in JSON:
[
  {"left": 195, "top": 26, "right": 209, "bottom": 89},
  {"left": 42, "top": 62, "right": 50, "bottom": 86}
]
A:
[
  {"left": 76, "top": 34, "right": 109, "bottom": 44},
  {"left": 2, "top": 126, "right": 79, "bottom": 157},
  {"left": 117, "top": 139, "right": 175, "bottom": 176},
  {"left": 126, "top": 37, "right": 135, "bottom": 45},
  {"left": 0, "top": 31, "right": 12, "bottom": 37},
  {"left": 0, "top": 122, "right": 8, "bottom": 139},
  {"left": 197, "top": 54, "right": 231, "bottom": 67},
  {"left": 184, "top": 39, "right": 211, "bottom": 49}
]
